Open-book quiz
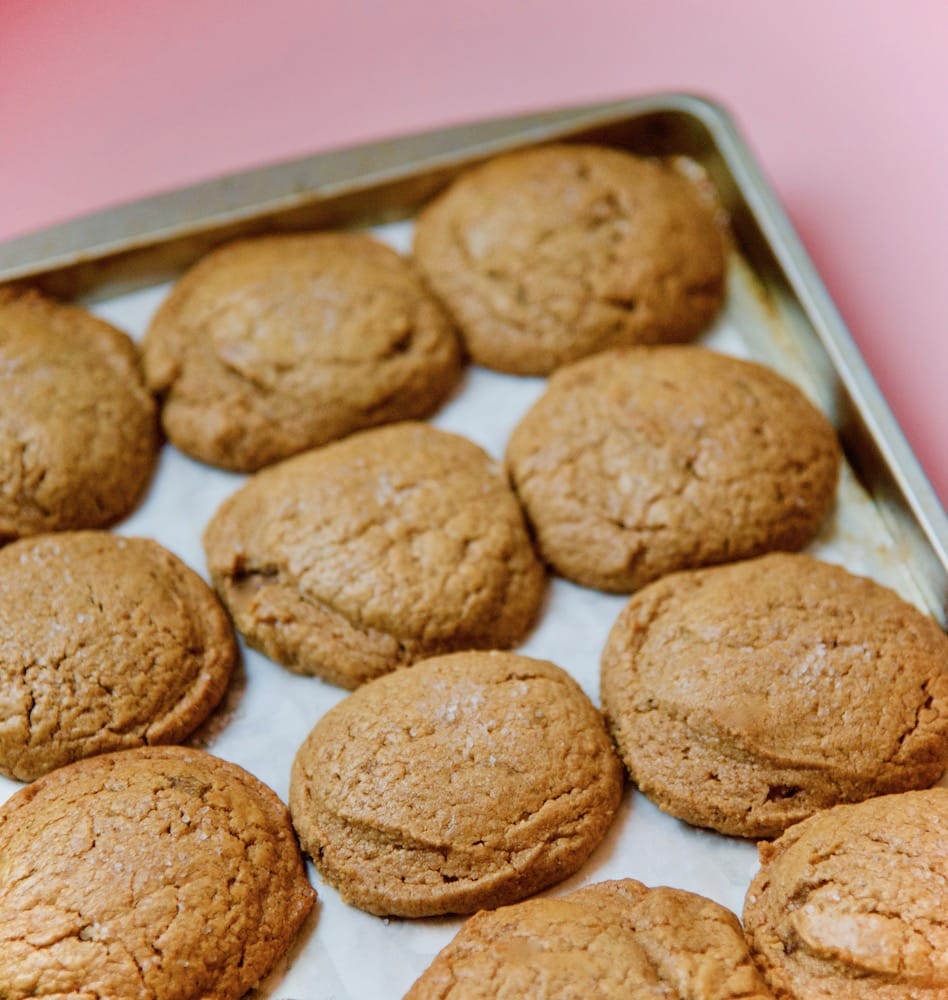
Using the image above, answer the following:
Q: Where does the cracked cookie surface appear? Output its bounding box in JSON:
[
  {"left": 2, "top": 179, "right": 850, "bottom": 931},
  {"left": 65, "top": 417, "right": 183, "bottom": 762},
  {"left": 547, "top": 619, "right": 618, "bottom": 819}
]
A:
[
  {"left": 413, "top": 144, "right": 726, "bottom": 375},
  {"left": 0, "top": 746, "right": 316, "bottom": 999},
  {"left": 506, "top": 347, "right": 840, "bottom": 592},
  {"left": 406, "top": 878, "right": 773, "bottom": 999},
  {"left": 203, "top": 422, "right": 546, "bottom": 688},
  {"left": 289, "top": 651, "right": 623, "bottom": 916},
  {"left": 0, "top": 289, "right": 158, "bottom": 543},
  {"left": 0, "top": 532, "right": 236, "bottom": 781},
  {"left": 601, "top": 553, "right": 948, "bottom": 838},
  {"left": 743, "top": 789, "right": 948, "bottom": 998},
  {"left": 143, "top": 232, "right": 462, "bottom": 471}
]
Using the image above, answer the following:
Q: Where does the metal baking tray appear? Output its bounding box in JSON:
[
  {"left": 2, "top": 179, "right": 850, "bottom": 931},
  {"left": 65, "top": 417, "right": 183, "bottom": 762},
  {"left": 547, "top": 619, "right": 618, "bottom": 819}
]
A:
[
  {"left": 2, "top": 92, "right": 944, "bottom": 623},
  {"left": 1, "top": 94, "right": 946, "bottom": 998}
]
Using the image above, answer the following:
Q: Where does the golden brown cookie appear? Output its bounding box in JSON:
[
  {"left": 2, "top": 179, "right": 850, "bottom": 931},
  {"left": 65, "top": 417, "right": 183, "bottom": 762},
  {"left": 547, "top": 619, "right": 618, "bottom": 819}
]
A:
[
  {"left": 743, "top": 789, "right": 948, "bottom": 998},
  {"left": 0, "top": 289, "right": 158, "bottom": 544},
  {"left": 406, "top": 878, "right": 774, "bottom": 999},
  {"left": 0, "top": 746, "right": 316, "bottom": 999},
  {"left": 507, "top": 347, "right": 840, "bottom": 592},
  {"left": 289, "top": 651, "right": 623, "bottom": 917},
  {"left": 601, "top": 553, "right": 948, "bottom": 838},
  {"left": 203, "top": 422, "right": 546, "bottom": 688},
  {"left": 143, "top": 232, "right": 462, "bottom": 471},
  {"left": 413, "top": 144, "right": 726, "bottom": 375},
  {"left": 0, "top": 532, "right": 237, "bottom": 781}
]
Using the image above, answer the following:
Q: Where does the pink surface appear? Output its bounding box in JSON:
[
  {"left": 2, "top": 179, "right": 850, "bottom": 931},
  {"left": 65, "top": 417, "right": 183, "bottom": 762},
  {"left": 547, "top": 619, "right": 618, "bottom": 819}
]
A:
[{"left": 1, "top": 0, "right": 946, "bottom": 504}]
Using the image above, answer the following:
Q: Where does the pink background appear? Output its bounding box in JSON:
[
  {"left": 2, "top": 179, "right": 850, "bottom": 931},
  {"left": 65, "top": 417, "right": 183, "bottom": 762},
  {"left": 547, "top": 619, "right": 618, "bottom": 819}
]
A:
[{"left": 1, "top": 0, "right": 946, "bottom": 504}]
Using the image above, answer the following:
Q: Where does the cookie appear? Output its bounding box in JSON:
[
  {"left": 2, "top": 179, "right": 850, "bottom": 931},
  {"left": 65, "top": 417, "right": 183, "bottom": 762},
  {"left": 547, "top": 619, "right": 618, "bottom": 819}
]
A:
[
  {"left": 744, "top": 789, "right": 948, "bottom": 998},
  {"left": 0, "top": 532, "right": 237, "bottom": 781},
  {"left": 203, "top": 422, "right": 546, "bottom": 688},
  {"left": 289, "top": 651, "right": 623, "bottom": 917},
  {"left": 0, "top": 746, "right": 315, "bottom": 999},
  {"left": 407, "top": 879, "right": 774, "bottom": 999},
  {"left": 0, "top": 289, "right": 158, "bottom": 544},
  {"left": 413, "top": 144, "right": 726, "bottom": 374},
  {"left": 143, "top": 232, "right": 462, "bottom": 471},
  {"left": 506, "top": 347, "right": 840, "bottom": 592},
  {"left": 601, "top": 553, "right": 948, "bottom": 838}
]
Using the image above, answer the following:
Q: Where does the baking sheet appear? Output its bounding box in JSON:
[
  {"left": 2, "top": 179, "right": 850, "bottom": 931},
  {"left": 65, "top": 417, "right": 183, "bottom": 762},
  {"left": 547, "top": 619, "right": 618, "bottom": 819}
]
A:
[
  {"left": 2, "top": 94, "right": 945, "bottom": 619},
  {"left": 1, "top": 214, "right": 941, "bottom": 998}
]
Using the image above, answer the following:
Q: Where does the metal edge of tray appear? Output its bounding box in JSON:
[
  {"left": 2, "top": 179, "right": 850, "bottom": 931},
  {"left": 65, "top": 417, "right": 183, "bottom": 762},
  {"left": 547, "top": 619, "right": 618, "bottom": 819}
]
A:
[
  {"left": 683, "top": 96, "right": 948, "bottom": 618},
  {"left": 0, "top": 99, "right": 645, "bottom": 284},
  {"left": 1, "top": 92, "right": 945, "bottom": 619}
]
